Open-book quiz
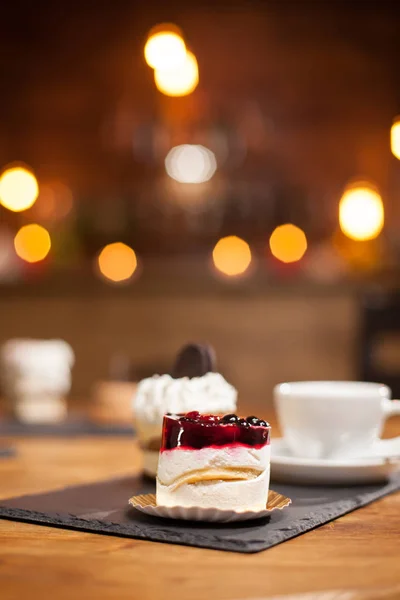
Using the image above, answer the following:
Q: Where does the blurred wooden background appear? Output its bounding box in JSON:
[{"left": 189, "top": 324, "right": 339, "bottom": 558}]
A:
[{"left": 0, "top": 284, "right": 359, "bottom": 410}]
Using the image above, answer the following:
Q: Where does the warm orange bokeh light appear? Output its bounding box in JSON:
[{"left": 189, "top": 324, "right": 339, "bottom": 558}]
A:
[
  {"left": 391, "top": 117, "right": 400, "bottom": 160},
  {"left": 339, "top": 184, "right": 384, "bottom": 241},
  {"left": 154, "top": 51, "right": 199, "bottom": 97},
  {"left": 14, "top": 224, "right": 51, "bottom": 263},
  {"left": 144, "top": 28, "right": 186, "bottom": 71},
  {"left": 269, "top": 224, "right": 308, "bottom": 263},
  {"left": 212, "top": 236, "right": 252, "bottom": 277},
  {"left": 0, "top": 166, "right": 39, "bottom": 212},
  {"left": 97, "top": 242, "right": 138, "bottom": 283}
]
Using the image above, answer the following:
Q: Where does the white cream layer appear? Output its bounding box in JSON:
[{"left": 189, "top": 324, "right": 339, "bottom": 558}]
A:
[
  {"left": 158, "top": 445, "right": 270, "bottom": 485},
  {"left": 156, "top": 445, "right": 270, "bottom": 511},
  {"left": 133, "top": 372, "right": 237, "bottom": 444}
]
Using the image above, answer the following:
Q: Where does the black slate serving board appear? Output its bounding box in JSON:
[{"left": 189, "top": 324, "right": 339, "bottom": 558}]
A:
[{"left": 0, "top": 474, "right": 399, "bottom": 553}]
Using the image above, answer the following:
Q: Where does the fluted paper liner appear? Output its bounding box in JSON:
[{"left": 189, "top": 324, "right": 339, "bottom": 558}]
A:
[{"left": 129, "top": 489, "right": 291, "bottom": 523}]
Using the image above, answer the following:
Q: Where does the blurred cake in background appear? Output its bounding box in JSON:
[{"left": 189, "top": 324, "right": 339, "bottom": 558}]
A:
[
  {"left": 132, "top": 343, "right": 237, "bottom": 477},
  {"left": 89, "top": 355, "right": 172, "bottom": 426},
  {"left": 0, "top": 339, "right": 74, "bottom": 423},
  {"left": 90, "top": 354, "right": 139, "bottom": 425},
  {"left": 90, "top": 380, "right": 137, "bottom": 425}
]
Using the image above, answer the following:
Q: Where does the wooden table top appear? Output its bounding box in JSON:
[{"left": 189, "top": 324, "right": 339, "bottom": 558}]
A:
[{"left": 1, "top": 419, "right": 400, "bottom": 600}]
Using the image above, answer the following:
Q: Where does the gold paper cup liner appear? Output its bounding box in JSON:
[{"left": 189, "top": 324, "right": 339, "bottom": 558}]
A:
[{"left": 129, "top": 489, "right": 291, "bottom": 523}]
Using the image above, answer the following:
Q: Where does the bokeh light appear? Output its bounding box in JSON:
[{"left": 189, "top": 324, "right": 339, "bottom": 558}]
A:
[
  {"left": 14, "top": 224, "right": 51, "bottom": 263},
  {"left": 339, "top": 184, "right": 384, "bottom": 241},
  {"left": 165, "top": 145, "right": 217, "bottom": 183},
  {"left": 212, "top": 236, "right": 252, "bottom": 277},
  {"left": 97, "top": 242, "right": 138, "bottom": 283},
  {"left": 154, "top": 51, "right": 199, "bottom": 97},
  {"left": 33, "top": 182, "right": 74, "bottom": 221},
  {"left": 390, "top": 117, "right": 400, "bottom": 160},
  {"left": 269, "top": 224, "right": 308, "bottom": 263},
  {"left": 144, "top": 28, "right": 187, "bottom": 71},
  {"left": 0, "top": 166, "right": 39, "bottom": 212}
]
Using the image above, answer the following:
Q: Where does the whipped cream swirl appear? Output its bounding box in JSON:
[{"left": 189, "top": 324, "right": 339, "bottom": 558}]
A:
[{"left": 133, "top": 372, "right": 237, "bottom": 442}]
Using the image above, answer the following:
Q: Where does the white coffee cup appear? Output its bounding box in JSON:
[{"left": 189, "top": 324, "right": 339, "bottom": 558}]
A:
[{"left": 274, "top": 381, "right": 400, "bottom": 460}]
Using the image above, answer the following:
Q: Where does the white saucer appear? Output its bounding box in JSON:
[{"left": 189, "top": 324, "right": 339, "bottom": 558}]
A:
[{"left": 271, "top": 438, "right": 400, "bottom": 485}]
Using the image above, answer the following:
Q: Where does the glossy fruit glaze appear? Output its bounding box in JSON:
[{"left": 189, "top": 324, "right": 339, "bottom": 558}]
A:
[{"left": 161, "top": 412, "right": 270, "bottom": 451}]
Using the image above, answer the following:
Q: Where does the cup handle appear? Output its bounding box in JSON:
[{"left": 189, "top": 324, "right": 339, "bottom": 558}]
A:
[
  {"left": 383, "top": 399, "right": 400, "bottom": 417},
  {"left": 376, "top": 399, "right": 400, "bottom": 457}
]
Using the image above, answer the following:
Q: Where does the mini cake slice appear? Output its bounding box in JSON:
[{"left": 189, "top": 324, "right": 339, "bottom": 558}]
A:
[
  {"left": 132, "top": 343, "right": 237, "bottom": 478},
  {"left": 156, "top": 412, "right": 271, "bottom": 511}
]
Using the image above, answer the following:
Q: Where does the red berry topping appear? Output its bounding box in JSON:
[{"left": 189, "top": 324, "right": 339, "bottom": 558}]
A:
[
  {"left": 221, "top": 414, "right": 239, "bottom": 424},
  {"left": 185, "top": 411, "right": 200, "bottom": 420},
  {"left": 201, "top": 414, "right": 220, "bottom": 423},
  {"left": 161, "top": 413, "right": 270, "bottom": 451}
]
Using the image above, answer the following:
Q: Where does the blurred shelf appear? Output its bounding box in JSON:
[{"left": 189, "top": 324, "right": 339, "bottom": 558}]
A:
[{"left": 0, "top": 259, "right": 398, "bottom": 299}]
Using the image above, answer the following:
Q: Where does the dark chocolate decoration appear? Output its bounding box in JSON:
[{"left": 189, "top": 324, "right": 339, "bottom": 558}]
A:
[{"left": 172, "top": 343, "right": 216, "bottom": 379}]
